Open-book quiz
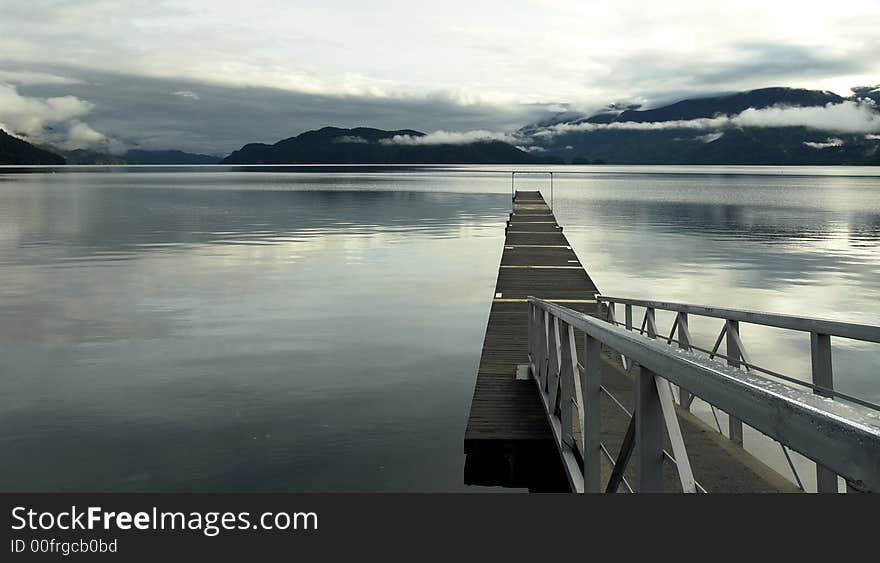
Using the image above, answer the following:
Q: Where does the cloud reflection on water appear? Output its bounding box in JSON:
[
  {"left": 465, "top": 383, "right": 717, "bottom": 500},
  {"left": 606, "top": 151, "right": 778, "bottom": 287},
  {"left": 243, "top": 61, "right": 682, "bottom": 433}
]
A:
[{"left": 0, "top": 167, "right": 879, "bottom": 491}]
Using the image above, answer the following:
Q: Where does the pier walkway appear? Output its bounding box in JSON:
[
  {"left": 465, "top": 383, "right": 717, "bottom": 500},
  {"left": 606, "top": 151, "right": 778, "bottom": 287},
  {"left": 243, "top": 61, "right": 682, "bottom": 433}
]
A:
[
  {"left": 464, "top": 190, "right": 880, "bottom": 493},
  {"left": 464, "top": 191, "right": 597, "bottom": 450}
]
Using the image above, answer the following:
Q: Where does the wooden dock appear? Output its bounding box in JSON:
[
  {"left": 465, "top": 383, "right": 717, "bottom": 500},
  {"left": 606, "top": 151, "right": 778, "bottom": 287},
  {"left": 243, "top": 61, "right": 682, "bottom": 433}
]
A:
[
  {"left": 464, "top": 191, "right": 800, "bottom": 492},
  {"left": 463, "top": 192, "right": 597, "bottom": 487}
]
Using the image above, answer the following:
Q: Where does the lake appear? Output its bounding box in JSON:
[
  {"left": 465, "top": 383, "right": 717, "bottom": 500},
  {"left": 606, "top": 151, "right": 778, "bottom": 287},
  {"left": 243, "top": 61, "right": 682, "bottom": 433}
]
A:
[{"left": 1, "top": 165, "right": 879, "bottom": 491}]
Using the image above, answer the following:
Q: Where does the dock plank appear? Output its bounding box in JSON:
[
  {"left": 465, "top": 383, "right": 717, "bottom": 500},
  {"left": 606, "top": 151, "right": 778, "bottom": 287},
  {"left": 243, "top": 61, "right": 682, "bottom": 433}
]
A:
[{"left": 465, "top": 191, "right": 598, "bottom": 447}]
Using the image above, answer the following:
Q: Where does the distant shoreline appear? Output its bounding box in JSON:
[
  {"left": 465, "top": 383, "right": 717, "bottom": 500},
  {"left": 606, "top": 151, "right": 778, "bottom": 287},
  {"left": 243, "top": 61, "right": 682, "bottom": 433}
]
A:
[{"left": 2, "top": 163, "right": 879, "bottom": 179}]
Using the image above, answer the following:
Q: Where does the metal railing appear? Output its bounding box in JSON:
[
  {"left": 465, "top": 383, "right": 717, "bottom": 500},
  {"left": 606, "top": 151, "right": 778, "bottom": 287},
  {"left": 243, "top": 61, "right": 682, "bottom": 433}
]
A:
[
  {"left": 527, "top": 297, "right": 880, "bottom": 493},
  {"left": 597, "top": 294, "right": 880, "bottom": 492}
]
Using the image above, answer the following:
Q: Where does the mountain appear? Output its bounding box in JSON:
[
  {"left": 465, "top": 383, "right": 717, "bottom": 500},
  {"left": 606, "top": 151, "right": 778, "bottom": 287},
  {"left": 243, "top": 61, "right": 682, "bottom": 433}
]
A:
[
  {"left": 521, "top": 86, "right": 880, "bottom": 165},
  {"left": 122, "top": 149, "right": 220, "bottom": 164},
  {"left": 0, "top": 129, "right": 65, "bottom": 165},
  {"left": 609, "top": 87, "right": 843, "bottom": 123},
  {"left": 222, "top": 126, "right": 560, "bottom": 164},
  {"left": 60, "top": 149, "right": 127, "bottom": 165},
  {"left": 8, "top": 86, "right": 879, "bottom": 167},
  {"left": 12, "top": 146, "right": 222, "bottom": 165},
  {"left": 63, "top": 148, "right": 220, "bottom": 164},
  {"left": 852, "top": 85, "right": 880, "bottom": 104}
]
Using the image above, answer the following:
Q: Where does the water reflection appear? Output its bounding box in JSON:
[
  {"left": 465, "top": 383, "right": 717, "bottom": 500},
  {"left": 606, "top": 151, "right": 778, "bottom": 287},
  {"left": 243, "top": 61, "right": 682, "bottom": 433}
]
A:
[
  {"left": 0, "top": 173, "right": 510, "bottom": 491},
  {"left": 548, "top": 174, "right": 880, "bottom": 490},
  {"left": 1, "top": 167, "right": 879, "bottom": 492},
  {"left": 0, "top": 181, "right": 506, "bottom": 260},
  {"left": 554, "top": 178, "right": 880, "bottom": 394}
]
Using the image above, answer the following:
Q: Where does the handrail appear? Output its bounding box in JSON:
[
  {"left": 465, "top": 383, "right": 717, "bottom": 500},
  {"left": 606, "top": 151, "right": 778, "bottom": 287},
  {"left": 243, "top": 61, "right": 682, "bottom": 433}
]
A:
[
  {"left": 528, "top": 296, "right": 880, "bottom": 493},
  {"left": 597, "top": 295, "right": 880, "bottom": 343},
  {"left": 597, "top": 293, "right": 880, "bottom": 492}
]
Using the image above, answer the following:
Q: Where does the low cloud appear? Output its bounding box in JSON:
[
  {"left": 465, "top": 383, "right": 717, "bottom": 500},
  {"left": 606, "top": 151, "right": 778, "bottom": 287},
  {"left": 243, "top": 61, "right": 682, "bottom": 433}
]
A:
[
  {"left": 64, "top": 121, "right": 124, "bottom": 153},
  {"left": 0, "top": 82, "right": 118, "bottom": 151},
  {"left": 695, "top": 132, "right": 724, "bottom": 143},
  {"left": 333, "top": 135, "right": 369, "bottom": 144},
  {"left": 803, "top": 138, "right": 843, "bottom": 149},
  {"left": 533, "top": 100, "right": 880, "bottom": 138},
  {"left": 533, "top": 116, "right": 729, "bottom": 136},
  {"left": 0, "top": 83, "right": 93, "bottom": 137},
  {"left": 382, "top": 129, "right": 519, "bottom": 145},
  {"left": 171, "top": 90, "right": 200, "bottom": 100},
  {"left": 517, "top": 145, "right": 546, "bottom": 153},
  {"left": 0, "top": 70, "right": 82, "bottom": 86},
  {"left": 733, "top": 101, "right": 880, "bottom": 132},
  {"left": 381, "top": 129, "right": 518, "bottom": 145}
]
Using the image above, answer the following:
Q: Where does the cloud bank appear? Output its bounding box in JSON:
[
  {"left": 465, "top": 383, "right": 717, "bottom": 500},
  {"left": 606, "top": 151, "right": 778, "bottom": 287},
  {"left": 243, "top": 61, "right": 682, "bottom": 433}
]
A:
[
  {"left": 381, "top": 130, "right": 517, "bottom": 145},
  {"left": 333, "top": 135, "right": 369, "bottom": 144},
  {"left": 733, "top": 100, "right": 880, "bottom": 132},
  {"left": 0, "top": 83, "right": 92, "bottom": 135},
  {"left": 3, "top": 1, "right": 878, "bottom": 128},
  {"left": 803, "top": 137, "right": 844, "bottom": 149},
  {"left": 0, "top": 66, "right": 559, "bottom": 154},
  {"left": 533, "top": 100, "right": 880, "bottom": 138},
  {"left": 171, "top": 90, "right": 200, "bottom": 100},
  {"left": 0, "top": 82, "right": 121, "bottom": 151},
  {"left": 0, "top": 70, "right": 82, "bottom": 86},
  {"left": 2, "top": 1, "right": 878, "bottom": 155}
]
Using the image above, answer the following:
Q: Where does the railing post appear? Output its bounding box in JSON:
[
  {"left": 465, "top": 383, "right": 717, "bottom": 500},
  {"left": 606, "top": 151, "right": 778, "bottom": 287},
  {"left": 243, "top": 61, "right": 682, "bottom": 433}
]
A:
[
  {"left": 582, "top": 333, "right": 601, "bottom": 492},
  {"left": 726, "top": 320, "right": 744, "bottom": 446},
  {"left": 548, "top": 315, "right": 562, "bottom": 409},
  {"left": 606, "top": 301, "right": 629, "bottom": 370},
  {"left": 635, "top": 364, "right": 664, "bottom": 492},
  {"left": 559, "top": 321, "right": 574, "bottom": 448},
  {"left": 527, "top": 302, "right": 532, "bottom": 357},
  {"left": 542, "top": 310, "right": 550, "bottom": 391},
  {"left": 511, "top": 171, "right": 515, "bottom": 203},
  {"left": 625, "top": 305, "right": 632, "bottom": 331},
  {"left": 528, "top": 302, "right": 535, "bottom": 367},
  {"left": 811, "top": 332, "right": 838, "bottom": 493},
  {"left": 677, "top": 312, "right": 692, "bottom": 409},
  {"left": 645, "top": 307, "right": 656, "bottom": 338}
]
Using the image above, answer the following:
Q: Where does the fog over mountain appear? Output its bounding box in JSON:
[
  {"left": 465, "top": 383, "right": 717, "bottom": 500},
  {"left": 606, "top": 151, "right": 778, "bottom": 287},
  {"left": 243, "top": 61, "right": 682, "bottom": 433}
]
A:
[
  {"left": 3, "top": 85, "right": 879, "bottom": 165},
  {"left": 0, "top": 67, "right": 559, "bottom": 156},
  {"left": 514, "top": 87, "right": 880, "bottom": 164},
  {"left": 214, "top": 86, "right": 880, "bottom": 165},
  {"left": 221, "top": 127, "right": 559, "bottom": 164}
]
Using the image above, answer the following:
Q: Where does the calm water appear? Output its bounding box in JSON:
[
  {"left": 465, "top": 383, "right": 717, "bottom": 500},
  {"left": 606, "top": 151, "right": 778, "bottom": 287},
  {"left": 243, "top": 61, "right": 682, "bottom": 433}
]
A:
[{"left": 1, "top": 165, "right": 879, "bottom": 491}]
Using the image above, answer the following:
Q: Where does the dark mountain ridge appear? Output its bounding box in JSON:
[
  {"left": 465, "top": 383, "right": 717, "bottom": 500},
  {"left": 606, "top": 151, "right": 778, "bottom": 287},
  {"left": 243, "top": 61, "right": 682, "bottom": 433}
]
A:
[
  {"left": 62, "top": 148, "right": 221, "bottom": 164},
  {"left": 222, "top": 126, "right": 559, "bottom": 164},
  {"left": 122, "top": 149, "right": 220, "bottom": 164},
  {"left": 4, "top": 85, "right": 878, "bottom": 166},
  {"left": 610, "top": 87, "right": 844, "bottom": 123},
  {"left": 0, "top": 129, "right": 65, "bottom": 165},
  {"left": 521, "top": 86, "right": 880, "bottom": 165},
  {"left": 221, "top": 127, "right": 558, "bottom": 164},
  {"left": 0, "top": 134, "right": 222, "bottom": 165}
]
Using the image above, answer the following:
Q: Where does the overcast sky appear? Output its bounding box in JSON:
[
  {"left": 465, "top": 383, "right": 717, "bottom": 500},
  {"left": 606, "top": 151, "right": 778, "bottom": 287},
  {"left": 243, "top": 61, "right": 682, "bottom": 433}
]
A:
[{"left": 1, "top": 0, "right": 878, "bottom": 154}]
